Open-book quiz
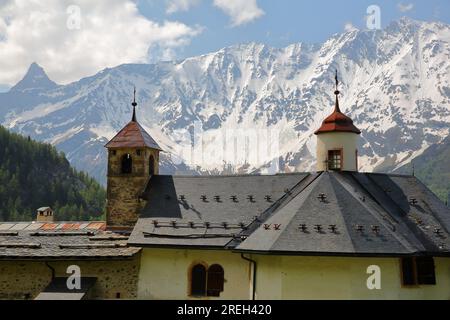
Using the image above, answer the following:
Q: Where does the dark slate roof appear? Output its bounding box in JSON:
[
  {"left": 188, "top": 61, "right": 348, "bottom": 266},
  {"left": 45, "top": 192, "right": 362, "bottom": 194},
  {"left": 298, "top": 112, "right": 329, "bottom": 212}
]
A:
[
  {"left": 0, "top": 222, "right": 140, "bottom": 259},
  {"left": 128, "top": 173, "right": 310, "bottom": 247},
  {"left": 129, "top": 172, "right": 450, "bottom": 256},
  {"left": 104, "top": 120, "right": 162, "bottom": 150}
]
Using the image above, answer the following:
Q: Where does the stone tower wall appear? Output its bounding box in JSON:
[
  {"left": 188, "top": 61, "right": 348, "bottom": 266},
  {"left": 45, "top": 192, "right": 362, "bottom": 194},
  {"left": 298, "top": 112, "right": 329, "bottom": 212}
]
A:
[{"left": 106, "top": 147, "right": 159, "bottom": 227}]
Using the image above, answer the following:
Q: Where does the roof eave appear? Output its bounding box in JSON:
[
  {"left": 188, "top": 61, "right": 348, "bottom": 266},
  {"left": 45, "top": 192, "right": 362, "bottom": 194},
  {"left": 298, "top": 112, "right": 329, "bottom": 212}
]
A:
[{"left": 232, "top": 249, "right": 450, "bottom": 258}]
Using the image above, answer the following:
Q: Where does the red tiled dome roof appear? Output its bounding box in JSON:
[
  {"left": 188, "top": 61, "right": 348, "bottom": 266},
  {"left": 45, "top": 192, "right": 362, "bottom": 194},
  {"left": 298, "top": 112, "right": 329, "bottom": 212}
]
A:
[
  {"left": 314, "top": 91, "right": 361, "bottom": 135},
  {"left": 105, "top": 88, "right": 162, "bottom": 150},
  {"left": 104, "top": 120, "right": 162, "bottom": 150}
]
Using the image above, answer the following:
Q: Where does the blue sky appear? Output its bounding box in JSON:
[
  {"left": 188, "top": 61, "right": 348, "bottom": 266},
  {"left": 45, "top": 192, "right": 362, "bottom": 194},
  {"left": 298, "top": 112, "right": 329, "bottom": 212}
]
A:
[
  {"left": 139, "top": 0, "right": 450, "bottom": 59},
  {"left": 0, "top": 0, "right": 449, "bottom": 91}
]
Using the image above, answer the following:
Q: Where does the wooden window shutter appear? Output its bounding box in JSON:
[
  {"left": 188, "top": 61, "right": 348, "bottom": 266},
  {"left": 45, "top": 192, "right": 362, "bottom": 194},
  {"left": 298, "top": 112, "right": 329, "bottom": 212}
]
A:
[
  {"left": 207, "top": 264, "right": 224, "bottom": 297},
  {"left": 191, "top": 264, "right": 207, "bottom": 296},
  {"left": 416, "top": 257, "right": 436, "bottom": 285},
  {"left": 401, "top": 257, "right": 416, "bottom": 285}
]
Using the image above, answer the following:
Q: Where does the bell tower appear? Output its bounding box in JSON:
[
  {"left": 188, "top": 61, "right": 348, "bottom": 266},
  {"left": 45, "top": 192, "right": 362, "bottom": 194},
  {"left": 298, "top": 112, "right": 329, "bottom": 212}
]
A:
[
  {"left": 314, "top": 71, "right": 361, "bottom": 172},
  {"left": 105, "top": 88, "right": 162, "bottom": 229}
]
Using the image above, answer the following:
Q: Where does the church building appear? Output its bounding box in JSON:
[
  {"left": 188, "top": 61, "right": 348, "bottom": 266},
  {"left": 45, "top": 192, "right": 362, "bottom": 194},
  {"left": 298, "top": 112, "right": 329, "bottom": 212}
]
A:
[
  {"left": 111, "top": 74, "right": 450, "bottom": 299},
  {"left": 0, "top": 73, "right": 450, "bottom": 300}
]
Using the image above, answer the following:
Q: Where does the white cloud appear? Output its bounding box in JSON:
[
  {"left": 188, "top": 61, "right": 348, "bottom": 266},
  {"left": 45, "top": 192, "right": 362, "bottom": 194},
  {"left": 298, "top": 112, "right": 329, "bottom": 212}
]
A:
[
  {"left": 213, "top": 0, "right": 264, "bottom": 27},
  {"left": 0, "top": 0, "right": 203, "bottom": 85},
  {"left": 344, "top": 22, "right": 358, "bottom": 32},
  {"left": 398, "top": 3, "right": 414, "bottom": 12},
  {"left": 166, "top": 0, "right": 201, "bottom": 14}
]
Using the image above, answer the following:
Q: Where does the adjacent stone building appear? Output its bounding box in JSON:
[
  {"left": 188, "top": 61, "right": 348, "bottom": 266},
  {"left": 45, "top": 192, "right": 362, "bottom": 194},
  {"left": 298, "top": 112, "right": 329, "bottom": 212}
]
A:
[
  {"left": 0, "top": 221, "right": 140, "bottom": 299},
  {"left": 125, "top": 75, "right": 450, "bottom": 300}
]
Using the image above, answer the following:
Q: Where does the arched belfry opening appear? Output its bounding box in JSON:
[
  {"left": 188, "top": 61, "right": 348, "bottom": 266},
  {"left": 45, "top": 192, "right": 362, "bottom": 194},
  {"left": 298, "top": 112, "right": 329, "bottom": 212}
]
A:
[
  {"left": 149, "top": 155, "right": 155, "bottom": 176},
  {"left": 121, "top": 154, "right": 133, "bottom": 174}
]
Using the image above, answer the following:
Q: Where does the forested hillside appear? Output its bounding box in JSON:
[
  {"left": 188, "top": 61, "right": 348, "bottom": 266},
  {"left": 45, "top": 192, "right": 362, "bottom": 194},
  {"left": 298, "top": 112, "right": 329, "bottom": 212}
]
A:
[{"left": 0, "top": 125, "right": 105, "bottom": 221}]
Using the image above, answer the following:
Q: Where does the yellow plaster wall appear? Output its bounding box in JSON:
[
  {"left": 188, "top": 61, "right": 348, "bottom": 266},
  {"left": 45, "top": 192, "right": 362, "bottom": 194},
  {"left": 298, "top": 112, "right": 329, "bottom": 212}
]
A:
[
  {"left": 138, "top": 249, "right": 450, "bottom": 300},
  {"left": 316, "top": 132, "right": 359, "bottom": 172},
  {"left": 254, "top": 255, "right": 450, "bottom": 300},
  {"left": 138, "top": 248, "right": 252, "bottom": 300}
]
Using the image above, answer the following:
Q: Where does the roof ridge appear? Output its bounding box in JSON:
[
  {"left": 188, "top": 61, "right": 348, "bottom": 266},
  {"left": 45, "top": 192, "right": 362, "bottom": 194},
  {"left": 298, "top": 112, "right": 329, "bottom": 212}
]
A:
[
  {"left": 231, "top": 172, "right": 322, "bottom": 250},
  {"left": 153, "top": 172, "right": 311, "bottom": 179},
  {"left": 351, "top": 172, "right": 437, "bottom": 252},
  {"left": 104, "top": 120, "right": 162, "bottom": 150},
  {"left": 331, "top": 173, "right": 417, "bottom": 253}
]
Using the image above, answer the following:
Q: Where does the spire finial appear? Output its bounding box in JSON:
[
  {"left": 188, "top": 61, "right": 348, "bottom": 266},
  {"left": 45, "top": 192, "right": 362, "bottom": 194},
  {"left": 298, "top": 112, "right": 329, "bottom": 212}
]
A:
[
  {"left": 132, "top": 87, "right": 137, "bottom": 122},
  {"left": 335, "top": 69, "right": 339, "bottom": 93},
  {"left": 334, "top": 69, "right": 341, "bottom": 113}
]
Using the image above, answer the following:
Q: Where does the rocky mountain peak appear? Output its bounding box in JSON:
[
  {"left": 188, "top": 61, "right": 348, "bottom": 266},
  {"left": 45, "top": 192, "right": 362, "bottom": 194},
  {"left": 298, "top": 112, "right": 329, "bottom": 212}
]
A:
[{"left": 10, "top": 63, "right": 58, "bottom": 92}]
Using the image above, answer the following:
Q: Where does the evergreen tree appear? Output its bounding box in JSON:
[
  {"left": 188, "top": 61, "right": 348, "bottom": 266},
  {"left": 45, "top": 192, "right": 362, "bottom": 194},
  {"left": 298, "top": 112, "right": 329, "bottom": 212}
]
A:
[{"left": 0, "top": 125, "right": 106, "bottom": 221}]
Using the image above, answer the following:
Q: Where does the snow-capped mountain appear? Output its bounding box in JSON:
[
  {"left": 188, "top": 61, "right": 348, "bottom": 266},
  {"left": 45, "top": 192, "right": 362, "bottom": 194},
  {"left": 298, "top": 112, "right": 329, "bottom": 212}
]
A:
[{"left": 1, "top": 17, "right": 449, "bottom": 185}]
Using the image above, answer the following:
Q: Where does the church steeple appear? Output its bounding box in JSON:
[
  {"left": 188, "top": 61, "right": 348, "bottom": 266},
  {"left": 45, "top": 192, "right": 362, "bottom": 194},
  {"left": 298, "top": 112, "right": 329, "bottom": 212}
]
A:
[
  {"left": 104, "top": 87, "right": 163, "bottom": 229},
  {"left": 314, "top": 70, "right": 360, "bottom": 135},
  {"left": 314, "top": 70, "right": 361, "bottom": 172}
]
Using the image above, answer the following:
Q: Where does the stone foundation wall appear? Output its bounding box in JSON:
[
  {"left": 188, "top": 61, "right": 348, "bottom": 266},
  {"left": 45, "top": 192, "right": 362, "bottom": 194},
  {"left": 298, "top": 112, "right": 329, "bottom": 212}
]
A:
[{"left": 0, "top": 256, "right": 140, "bottom": 300}]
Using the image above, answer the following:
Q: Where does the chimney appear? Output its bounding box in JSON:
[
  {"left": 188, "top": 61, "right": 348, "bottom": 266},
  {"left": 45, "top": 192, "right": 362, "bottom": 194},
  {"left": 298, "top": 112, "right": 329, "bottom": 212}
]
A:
[{"left": 36, "top": 207, "right": 54, "bottom": 222}]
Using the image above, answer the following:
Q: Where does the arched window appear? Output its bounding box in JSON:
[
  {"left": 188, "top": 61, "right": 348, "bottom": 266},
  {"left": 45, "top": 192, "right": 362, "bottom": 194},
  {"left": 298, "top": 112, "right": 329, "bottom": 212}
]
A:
[
  {"left": 121, "top": 153, "right": 133, "bottom": 174},
  {"left": 207, "top": 264, "right": 224, "bottom": 297},
  {"left": 190, "top": 264, "right": 207, "bottom": 296},
  {"left": 149, "top": 155, "right": 155, "bottom": 176},
  {"left": 189, "top": 263, "right": 225, "bottom": 297}
]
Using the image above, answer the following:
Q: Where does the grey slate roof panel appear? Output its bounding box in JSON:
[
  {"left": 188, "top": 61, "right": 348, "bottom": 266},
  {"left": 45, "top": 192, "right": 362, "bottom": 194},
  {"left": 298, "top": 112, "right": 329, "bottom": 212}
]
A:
[
  {"left": 365, "top": 173, "right": 450, "bottom": 230},
  {"left": 0, "top": 228, "right": 140, "bottom": 259},
  {"left": 128, "top": 173, "right": 310, "bottom": 247},
  {"left": 351, "top": 173, "right": 450, "bottom": 252},
  {"left": 129, "top": 171, "right": 450, "bottom": 256},
  {"left": 237, "top": 172, "right": 413, "bottom": 254},
  {"left": 237, "top": 172, "right": 450, "bottom": 255}
]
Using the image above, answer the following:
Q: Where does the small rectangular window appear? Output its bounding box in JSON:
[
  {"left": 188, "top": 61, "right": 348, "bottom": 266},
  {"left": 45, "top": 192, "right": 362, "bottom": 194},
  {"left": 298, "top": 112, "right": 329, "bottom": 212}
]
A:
[
  {"left": 401, "top": 257, "right": 436, "bottom": 286},
  {"left": 111, "top": 150, "right": 116, "bottom": 156},
  {"left": 328, "top": 150, "right": 342, "bottom": 171},
  {"left": 136, "top": 149, "right": 142, "bottom": 156}
]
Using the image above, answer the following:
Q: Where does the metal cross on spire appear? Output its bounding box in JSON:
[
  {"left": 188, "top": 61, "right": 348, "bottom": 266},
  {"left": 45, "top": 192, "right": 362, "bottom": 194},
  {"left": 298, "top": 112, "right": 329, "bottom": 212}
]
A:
[
  {"left": 334, "top": 69, "right": 341, "bottom": 113},
  {"left": 132, "top": 87, "right": 137, "bottom": 122},
  {"left": 334, "top": 69, "right": 340, "bottom": 95}
]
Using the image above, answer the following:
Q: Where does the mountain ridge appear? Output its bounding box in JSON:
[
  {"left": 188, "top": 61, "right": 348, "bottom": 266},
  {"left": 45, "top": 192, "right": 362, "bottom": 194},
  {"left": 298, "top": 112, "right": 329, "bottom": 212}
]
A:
[{"left": 0, "top": 18, "right": 449, "bottom": 185}]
